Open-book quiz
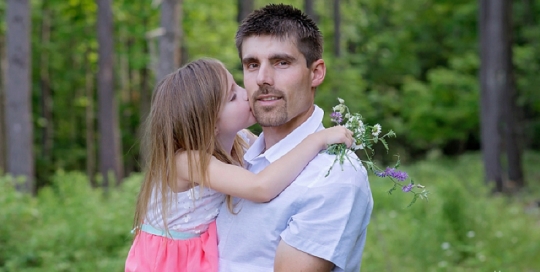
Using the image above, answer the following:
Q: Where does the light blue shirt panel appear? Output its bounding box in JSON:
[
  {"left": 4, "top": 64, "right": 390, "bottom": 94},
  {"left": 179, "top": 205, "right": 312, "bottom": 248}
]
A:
[
  {"left": 217, "top": 106, "right": 373, "bottom": 272},
  {"left": 280, "top": 156, "right": 372, "bottom": 271}
]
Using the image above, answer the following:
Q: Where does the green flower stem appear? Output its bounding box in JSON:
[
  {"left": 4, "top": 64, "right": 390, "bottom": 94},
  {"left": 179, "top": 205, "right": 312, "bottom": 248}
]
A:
[{"left": 325, "top": 98, "right": 429, "bottom": 207}]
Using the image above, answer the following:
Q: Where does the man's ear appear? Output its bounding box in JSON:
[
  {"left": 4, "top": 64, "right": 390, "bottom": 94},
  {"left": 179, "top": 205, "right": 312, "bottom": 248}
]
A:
[{"left": 310, "top": 59, "right": 326, "bottom": 88}]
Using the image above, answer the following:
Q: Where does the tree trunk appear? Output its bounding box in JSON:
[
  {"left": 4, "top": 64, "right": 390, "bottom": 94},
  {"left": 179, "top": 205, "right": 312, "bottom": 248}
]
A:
[
  {"left": 237, "top": 0, "right": 254, "bottom": 23},
  {"left": 123, "top": 35, "right": 136, "bottom": 178},
  {"left": 5, "top": 0, "right": 34, "bottom": 193},
  {"left": 140, "top": 30, "right": 151, "bottom": 125},
  {"left": 118, "top": 28, "right": 134, "bottom": 179},
  {"left": 304, "top": 0, "right": 318, "bottom": 23},
  {"left": 332, "top": 0, "right": 341, "bottom": 97},
  {"left": 479, "top": 0, "right": 509, "bottom": 192},
  {"left": 40, "top": 3, "right": 53, "bottom": 166},
  {"left": 0, "top": 28, "right": 6, "bottom": 173},
  {"left": 68, "top": 37, "right": 78, "bottom": 145},
  {"left": 502, "top": 1, "right": 524, "bottom": 190},
  {"left": 85, "top": 39, "right": 97, "bottom": 187},
  {"left": 139, "top": 33, "right": 151, "bottom": 169},
  {"left": 119, "top": 29, "right": 130, "bottom": 104},
  {"left": 157, "top": 0, "right": 180, "bottom": 82},
  {"left": 177, "top": 0, "right": 185, "bottom": 66},
  {"left": 97, "top": 0, "right": 123, "bottom": 188},
  {"left": 522, "top": 0, "right": 535, "bottom": 26},
  {"left": 333, "top": 0, "right": 341, "bottom": 58}
]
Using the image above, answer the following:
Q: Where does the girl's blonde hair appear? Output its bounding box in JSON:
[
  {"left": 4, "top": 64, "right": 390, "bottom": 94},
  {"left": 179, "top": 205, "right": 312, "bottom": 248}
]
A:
[{"left": 133, "top": 58, "right": 246, "bottom": 234}]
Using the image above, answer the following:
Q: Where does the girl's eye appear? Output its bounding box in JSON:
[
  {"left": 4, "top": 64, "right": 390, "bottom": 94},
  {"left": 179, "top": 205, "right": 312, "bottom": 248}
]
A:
[{"left": 230, "top": 94, "right": 237, "bottom": 101}]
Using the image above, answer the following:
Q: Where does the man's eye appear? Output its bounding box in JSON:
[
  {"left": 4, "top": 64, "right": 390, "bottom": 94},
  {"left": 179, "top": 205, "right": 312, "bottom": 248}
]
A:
[{"left": 247, "top": 63, "right": 258, "bottom": 69}]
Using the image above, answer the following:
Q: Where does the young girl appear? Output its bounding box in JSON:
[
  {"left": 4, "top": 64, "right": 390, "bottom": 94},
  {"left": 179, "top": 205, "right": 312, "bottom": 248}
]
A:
[{"left": 125, "top": 58, "right": 353, "bottom": 272}]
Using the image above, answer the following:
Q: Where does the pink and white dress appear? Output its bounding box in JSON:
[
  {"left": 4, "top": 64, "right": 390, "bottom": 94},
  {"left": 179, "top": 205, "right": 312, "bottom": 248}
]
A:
[{"left": 125, "top": 185, "right": 224, "bottom": 272}]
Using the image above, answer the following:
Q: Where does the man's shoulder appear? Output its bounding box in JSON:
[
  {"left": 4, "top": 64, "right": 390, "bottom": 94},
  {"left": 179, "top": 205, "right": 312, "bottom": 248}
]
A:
[
  {"left": 309, "top": 150, "right": 363, "bottom": 172},
  {"left": 297, "top": 150, "right": 369, "bottom": 188}
]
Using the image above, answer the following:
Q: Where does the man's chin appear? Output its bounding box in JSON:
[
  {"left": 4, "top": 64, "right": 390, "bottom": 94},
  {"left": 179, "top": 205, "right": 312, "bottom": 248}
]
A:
[
  {"left": 255, "top": 116, "right": 287, "bottom": 127},
  {"left": 253, "top": 105, "right": 288, "bottom": 126}
]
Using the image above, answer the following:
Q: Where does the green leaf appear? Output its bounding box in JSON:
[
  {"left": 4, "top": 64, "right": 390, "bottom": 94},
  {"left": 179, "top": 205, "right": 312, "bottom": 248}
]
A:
[{"left": 380, "top": 138, "right": 389, "bottom": 152}]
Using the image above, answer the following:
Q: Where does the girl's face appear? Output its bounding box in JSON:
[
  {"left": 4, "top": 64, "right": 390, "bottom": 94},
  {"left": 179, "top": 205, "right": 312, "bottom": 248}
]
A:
[{"left": 216, "top": 70, "right": 256, "bottom": 137}]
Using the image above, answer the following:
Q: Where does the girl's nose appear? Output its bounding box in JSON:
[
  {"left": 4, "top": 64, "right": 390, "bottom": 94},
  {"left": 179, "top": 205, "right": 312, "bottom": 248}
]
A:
[{"left": 239, "top": 87, "right": 248, "bottom": 101}]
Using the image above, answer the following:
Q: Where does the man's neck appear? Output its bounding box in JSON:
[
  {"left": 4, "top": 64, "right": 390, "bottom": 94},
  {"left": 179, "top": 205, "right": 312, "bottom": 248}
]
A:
[{"left": 263, "top": 105, "right": 315, "bottom": 150}]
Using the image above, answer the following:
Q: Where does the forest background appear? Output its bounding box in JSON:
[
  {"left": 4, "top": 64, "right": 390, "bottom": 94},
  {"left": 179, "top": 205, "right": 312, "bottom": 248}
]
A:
[{"left": 1, "top": 0, "right": 540, "bottom": 271}]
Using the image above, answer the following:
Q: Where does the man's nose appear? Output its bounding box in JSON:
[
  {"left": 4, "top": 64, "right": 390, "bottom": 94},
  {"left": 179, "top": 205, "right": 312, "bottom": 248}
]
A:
[{"left": 256, "top": 63, "right": 274, "bottom": 86}]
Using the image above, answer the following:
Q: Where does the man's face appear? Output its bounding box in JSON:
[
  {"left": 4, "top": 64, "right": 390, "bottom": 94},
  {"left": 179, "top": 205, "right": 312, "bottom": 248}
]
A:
[{"left": 240, "top": 35, "right": 316, "bottom": 128}]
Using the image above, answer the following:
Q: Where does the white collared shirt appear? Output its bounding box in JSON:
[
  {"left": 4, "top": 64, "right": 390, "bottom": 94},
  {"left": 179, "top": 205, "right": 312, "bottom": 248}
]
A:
[{"left": 217, "top": 105, "right": 373, "bottom": 272}]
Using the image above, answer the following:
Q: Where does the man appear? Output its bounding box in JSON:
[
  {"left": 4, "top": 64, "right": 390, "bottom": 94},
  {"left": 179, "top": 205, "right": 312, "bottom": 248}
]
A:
[{"left": 216, "top": 4, "right": 373, "bottom": 272}]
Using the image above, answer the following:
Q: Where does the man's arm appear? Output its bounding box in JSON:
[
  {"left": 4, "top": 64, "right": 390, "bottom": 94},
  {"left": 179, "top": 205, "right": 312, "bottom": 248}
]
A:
[
  {"left": 274, "top": 154, "right": 373, "bottom": 271},
  {"left": 274, "top": 240, "right": 335, "bottom": 272}
]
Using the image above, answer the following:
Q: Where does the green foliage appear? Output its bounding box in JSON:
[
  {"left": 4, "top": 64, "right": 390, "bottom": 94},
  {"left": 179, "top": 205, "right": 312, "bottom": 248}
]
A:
[
  {"left": 316, "top": 0, "right": 482, "bottom": 155},
  {"left": 184, "top": 0, "right": 239, "bottom": 68},
  {"left": 0, "top": 176, "right": 38, "bottom": 270},
  {"left": 2, "top": 0, "right": 540, "bottom": 182},
  {"left": 363, "top": 152, "right": 540, "bottom": 271},
  {"left": 1, "top": 154, "right": 540, "bottom": 271},
  {"left": 400, "top": 61, "right": 479, "bottom": 150},
  {"left": 0, "top": 172, "right": 141, "bottom": 271}
]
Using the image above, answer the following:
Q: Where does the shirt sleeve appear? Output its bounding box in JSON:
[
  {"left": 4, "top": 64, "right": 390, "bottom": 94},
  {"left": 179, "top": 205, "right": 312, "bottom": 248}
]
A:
[{"left": 279, "top": 165, "right": 373, "bottom": 270}]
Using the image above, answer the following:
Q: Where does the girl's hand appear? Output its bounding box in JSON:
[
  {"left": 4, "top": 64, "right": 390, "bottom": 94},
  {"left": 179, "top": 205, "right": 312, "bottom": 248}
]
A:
[{"left": 309, "top": 126, "right": 354, "bottom": 150}]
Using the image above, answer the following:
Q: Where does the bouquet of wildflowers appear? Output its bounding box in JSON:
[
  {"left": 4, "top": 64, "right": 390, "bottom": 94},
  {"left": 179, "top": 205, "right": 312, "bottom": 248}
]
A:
[{"left": 325, "top": 98, "right": 429, "bottom": 207}]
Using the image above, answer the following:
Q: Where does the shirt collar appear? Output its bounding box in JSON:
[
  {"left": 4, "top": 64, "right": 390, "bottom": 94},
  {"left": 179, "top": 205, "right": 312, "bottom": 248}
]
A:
[{"left": 244, "top": 105, "right": 325, "bottom": 163}]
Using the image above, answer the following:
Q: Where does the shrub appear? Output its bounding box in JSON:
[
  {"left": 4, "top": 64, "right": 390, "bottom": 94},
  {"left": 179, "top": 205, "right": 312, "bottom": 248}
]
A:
[
  {"left": 0, "top": 171, "right": 142, "bottom": 272},
  {"left": 363, "top": 153, "right": 540, "bottom": 271},
  {"left": 1, "top": 153, "right": 539, "bottom": 271}
]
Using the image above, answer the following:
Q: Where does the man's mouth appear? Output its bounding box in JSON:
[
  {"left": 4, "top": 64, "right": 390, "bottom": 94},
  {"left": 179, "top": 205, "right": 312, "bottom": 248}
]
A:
[
  {"left": 258, "top": 96, "right": 281, "bottom": 101},
  {"left": 252, "top": 88, "right": 285, "bottom": 106}
]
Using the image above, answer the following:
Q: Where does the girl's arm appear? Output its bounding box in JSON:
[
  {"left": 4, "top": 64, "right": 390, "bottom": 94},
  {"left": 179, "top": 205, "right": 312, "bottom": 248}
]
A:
[{"left": 177, "top": 126, "right": 353, "bottom": 202}]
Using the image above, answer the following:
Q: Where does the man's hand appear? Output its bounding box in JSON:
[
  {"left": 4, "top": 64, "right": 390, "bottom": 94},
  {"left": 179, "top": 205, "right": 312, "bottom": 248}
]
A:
[{"left": 274, "top": 240, "right": 335, "bottom": 272}]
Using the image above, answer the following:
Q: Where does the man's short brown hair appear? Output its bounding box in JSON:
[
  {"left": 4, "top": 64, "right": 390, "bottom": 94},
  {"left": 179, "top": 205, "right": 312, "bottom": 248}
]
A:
[{"left": 236, "top": 4, "right": 323, "bottom": 67}]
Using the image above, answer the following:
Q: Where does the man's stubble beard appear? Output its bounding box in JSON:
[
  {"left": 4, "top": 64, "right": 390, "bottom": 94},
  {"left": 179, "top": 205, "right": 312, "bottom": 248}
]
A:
[
  {"left": 253, "top": 103, "right": 288, "bottom": 127},
  {"left": 252, "top": 87, "right": 288, "bottom": 127}
]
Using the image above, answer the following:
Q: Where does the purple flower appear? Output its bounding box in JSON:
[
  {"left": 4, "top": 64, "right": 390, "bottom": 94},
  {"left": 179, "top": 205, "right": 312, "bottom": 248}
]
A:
[
  {"left": 384, "top": 167, "right": 409, "bottom": 182},
  {"left": 402, "top": 184, "right": 414, "bottom": 192},
  {"left": 330, "top": 112, "right": 343, "bottom": 124},
  {"left": 374, "top": 171, "right": 387, "bottom": 178}
]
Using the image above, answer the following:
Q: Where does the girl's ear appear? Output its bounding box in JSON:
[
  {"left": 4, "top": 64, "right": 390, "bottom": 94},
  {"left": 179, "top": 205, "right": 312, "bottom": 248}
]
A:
[{"left": 310, "top": 59, "right": 326, "bottom": 88}]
